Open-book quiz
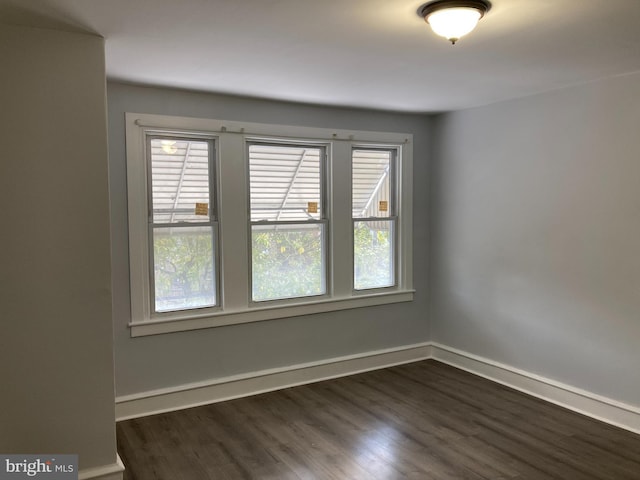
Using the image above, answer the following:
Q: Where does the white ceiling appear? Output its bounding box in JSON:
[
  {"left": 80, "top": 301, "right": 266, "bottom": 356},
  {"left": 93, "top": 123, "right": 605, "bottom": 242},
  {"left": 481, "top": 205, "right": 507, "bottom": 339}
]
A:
[{"left": 3, "top": 0, "right": 640, "bottom": 112}]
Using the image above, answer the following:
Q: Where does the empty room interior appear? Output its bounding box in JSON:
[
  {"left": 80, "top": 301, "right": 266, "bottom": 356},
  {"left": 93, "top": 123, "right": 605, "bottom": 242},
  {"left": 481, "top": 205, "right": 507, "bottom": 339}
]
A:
[{"left": 2, "top": 0, "right": 640, "bottom": 479}]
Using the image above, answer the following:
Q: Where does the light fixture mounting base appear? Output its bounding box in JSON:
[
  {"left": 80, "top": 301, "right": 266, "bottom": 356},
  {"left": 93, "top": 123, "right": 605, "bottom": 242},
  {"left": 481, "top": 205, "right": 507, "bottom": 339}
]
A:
[{"left": 418, "top": 0, "right": 492, "bottom": 20}]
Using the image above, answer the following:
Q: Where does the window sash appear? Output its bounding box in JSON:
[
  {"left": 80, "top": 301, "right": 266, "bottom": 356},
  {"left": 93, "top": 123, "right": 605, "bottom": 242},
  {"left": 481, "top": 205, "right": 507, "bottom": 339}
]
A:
[
  {"left": 353, "top": 218, "right": 397, "bottom": 291},
  {"left": 149, "top": 223, "right": 219, "bottom": 313},
  {"left": 352, "top": 147, "right": 397, "bottom": 219},
  {"left": 146, "top": 134, "right": 217, "bottom": 225},
  {"left": 351, "top": 147, "right": 398, "bottom": 291},
  {"left": 250, "top": 221, "right": 328, "bottom": 303},
  {"left": 145, "top": 133, "right": 220, "bottom": 315},
  {"left": 248, "top": 141, "right": 329, "bottom": 303},
  {"left": 247, "top": 141, "right": 327, "bottom": 222}
]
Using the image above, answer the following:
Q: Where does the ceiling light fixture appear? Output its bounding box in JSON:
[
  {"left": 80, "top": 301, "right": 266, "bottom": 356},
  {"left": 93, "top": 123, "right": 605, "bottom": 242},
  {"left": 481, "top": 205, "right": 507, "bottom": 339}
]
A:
[{"left": 419, "top": 0, "right": 491, "bottom": 45}]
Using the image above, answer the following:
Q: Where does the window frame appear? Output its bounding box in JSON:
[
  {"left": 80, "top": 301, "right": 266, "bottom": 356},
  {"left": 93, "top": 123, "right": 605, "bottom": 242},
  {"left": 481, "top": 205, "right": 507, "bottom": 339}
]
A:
[
  {"left": 126, "top": 113, "right": 414, "bottom": 337},
  {"left": 145, "top": 133, "right": 221, "bottom": 316},
  {"left": 246, "top": 140, "right": 330, "bottom": 304},
  {"left": 351, "top": 146, "right": 399, "bottom": 293}
]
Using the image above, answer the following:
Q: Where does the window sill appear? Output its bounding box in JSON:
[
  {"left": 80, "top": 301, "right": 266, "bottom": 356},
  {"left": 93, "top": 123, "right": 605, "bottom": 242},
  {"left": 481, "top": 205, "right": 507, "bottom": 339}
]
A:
[{"left": 129, "top": 290, "right": 415, "bottom": 337}]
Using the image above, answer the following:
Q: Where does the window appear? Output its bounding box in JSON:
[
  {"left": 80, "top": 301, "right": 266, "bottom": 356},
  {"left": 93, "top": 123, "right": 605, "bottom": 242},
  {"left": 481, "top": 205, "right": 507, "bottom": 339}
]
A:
[
  {"left": 126, "top": 113, "right": 413, "bottom": 336},
  {"left": 352, "top": 148, "right": 396, "bottom": 290},
  {"left": 147, "top": 135, "right": 218, "bottom": 313},
  {"left": 248, "top": 143, "right": 327, "bottom": 302}
]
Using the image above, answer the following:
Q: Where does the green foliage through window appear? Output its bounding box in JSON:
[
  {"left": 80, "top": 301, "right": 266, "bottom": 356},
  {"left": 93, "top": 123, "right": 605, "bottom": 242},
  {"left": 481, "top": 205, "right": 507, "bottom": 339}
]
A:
[
  {"left": 252, "top": 226, "right": 325, "bottom": 301},
  {"left": 354, "top": 221, "right": 394, "bottom": 290},
  {"left": 153, "top": 227, "right": 216, "bottom": 311}
]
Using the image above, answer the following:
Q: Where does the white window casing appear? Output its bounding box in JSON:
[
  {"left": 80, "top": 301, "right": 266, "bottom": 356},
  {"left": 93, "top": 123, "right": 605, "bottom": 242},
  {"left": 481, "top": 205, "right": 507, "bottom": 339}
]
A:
[{"left": 126, "top": 113, "right": 414, "bottom": 337}]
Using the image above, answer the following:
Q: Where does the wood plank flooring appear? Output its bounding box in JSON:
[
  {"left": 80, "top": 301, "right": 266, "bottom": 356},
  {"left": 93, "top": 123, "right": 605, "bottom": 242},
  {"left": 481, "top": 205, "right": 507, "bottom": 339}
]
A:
[{"left": 117, "top": 360, "right": 640, "bottom": 479}]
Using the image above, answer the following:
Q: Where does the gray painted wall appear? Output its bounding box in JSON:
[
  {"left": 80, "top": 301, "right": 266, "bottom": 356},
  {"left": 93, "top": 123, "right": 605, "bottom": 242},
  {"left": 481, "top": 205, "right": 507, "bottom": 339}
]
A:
[
  {"left": 0, "top": 25, "right": 117, "bottom": 469},
  {"left": 108, "top": 83, "right": 431, "bottom": 397},
  {"left": 431, "top": 72, "right": 640, "bottom": 406}
]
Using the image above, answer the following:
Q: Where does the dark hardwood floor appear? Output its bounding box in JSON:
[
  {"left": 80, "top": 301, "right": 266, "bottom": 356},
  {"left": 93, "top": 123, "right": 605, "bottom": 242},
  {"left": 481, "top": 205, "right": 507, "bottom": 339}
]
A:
[{"left": 117, "top": 360, "right": 640, "bottom": 479}]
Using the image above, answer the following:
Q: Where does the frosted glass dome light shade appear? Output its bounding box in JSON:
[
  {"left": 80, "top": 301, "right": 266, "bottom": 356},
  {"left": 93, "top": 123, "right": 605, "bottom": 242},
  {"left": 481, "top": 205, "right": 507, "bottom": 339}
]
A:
[
  {"left": 428, "top": 8, "right": 481, "bottom": 42},
  {"left": 419, "top": 0, "right": 491, "bottom": 44}
]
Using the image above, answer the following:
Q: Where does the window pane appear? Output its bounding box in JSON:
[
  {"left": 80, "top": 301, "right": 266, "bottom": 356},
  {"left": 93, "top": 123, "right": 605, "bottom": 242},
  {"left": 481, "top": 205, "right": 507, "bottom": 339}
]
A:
[
  {"left": 249, "top": 144, "right": 322, "bottom": 221},
  {"left": 354, "top": 220, "right": 394, "bottom": 290},
  {"left": 352, "top": 149, "right": 392, "bottom": 218},
  {"left": 153, "top": 226, "right": 216, "bottom": 312},
  {"left": 252, "top": 224, "right": 325, "bottom": 302},
  {"left": 150, "top": 137, "right": 212, "bottom": 224}
]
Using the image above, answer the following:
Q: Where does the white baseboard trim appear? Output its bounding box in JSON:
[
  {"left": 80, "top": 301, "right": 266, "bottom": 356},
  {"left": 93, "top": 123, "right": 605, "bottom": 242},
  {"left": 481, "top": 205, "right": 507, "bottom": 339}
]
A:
[
  {"left": 115, "top": 342, "right": 432, "bottom": 421},
  {"left": 78, "top": 455, "right": 124, "bottom": 480},
  {"left": 115, "top": 340, "right": 640, "bottom": 435},
  {"left": 431, "top": 343, "right": 640, "bottom": 435}
]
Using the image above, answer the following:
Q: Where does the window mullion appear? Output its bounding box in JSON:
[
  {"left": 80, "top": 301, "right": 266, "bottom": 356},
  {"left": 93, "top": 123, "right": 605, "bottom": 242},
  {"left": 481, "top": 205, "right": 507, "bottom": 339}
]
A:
[
  {"left": 330, "top": 141, "right": 353, "bottom": 296},
  {"left": 218, "top": 133, "right": 250, "bottom": 311}
]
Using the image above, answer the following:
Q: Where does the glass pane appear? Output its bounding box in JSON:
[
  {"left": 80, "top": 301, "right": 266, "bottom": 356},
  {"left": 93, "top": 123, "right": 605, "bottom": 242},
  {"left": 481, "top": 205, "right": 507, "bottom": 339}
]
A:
[
  {"left": 252, "top": 224, "right": 325, "bottom": 302},
  {"left": 150, "top": 137, "right": 212, "bottom": 224},
  {"left": 354, "top": 220, "right": 394, "bottom": 290},
  {"left": 153, "top": 226, "right": 216, "bottom": 312},
  {"left": 352, "top": 149, "right": 392, "bottom": 218},
  {"left": 249, "top": 144, "right": 322, "bottom": 222}
]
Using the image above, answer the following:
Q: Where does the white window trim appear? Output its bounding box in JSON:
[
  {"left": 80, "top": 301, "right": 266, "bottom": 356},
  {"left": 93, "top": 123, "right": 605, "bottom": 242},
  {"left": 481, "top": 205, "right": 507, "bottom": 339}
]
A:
[{"left": 126, "top": 113, "right": 414, "bottom": 337}]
